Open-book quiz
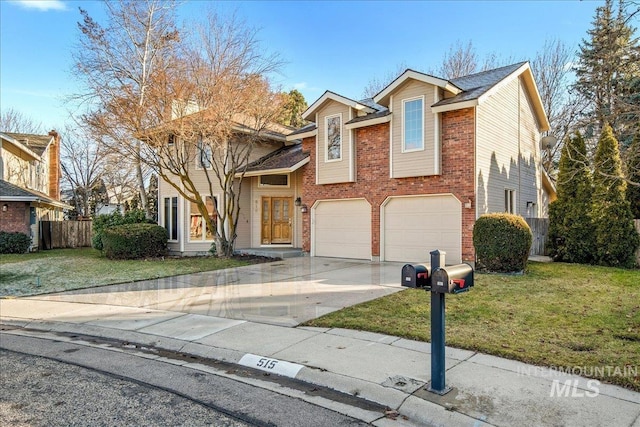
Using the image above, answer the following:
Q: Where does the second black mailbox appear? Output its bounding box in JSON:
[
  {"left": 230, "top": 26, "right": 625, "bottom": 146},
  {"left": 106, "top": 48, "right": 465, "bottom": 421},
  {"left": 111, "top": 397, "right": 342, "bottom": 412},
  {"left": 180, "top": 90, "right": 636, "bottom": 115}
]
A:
[
  {"left": 431, "top": 263, "right": 474, "bottom": 294},
  {"left": 401, "top": 264, "right": 431, "bottom": 289}
]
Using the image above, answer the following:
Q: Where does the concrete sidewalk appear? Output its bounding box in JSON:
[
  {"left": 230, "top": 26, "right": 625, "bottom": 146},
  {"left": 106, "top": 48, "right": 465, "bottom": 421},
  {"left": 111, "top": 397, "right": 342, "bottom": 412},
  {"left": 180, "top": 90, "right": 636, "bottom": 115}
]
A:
[{"left": 1, "top": 258, "right": 639, "bottom": 426}]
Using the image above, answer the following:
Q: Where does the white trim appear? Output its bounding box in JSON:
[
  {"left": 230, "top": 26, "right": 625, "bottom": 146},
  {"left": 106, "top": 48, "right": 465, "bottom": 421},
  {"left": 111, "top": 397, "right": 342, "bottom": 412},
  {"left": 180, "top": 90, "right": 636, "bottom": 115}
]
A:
[
  {"left": 401, "top": 96, "right": 425, "bottom": 153},
  {"left": 303, "top": 91, "right": 375, "bottom": 121},
  {"left": 373, "top": 70, "right": 461, "bottom": 106},
  {"left": 239, "top": 157, "right": 310, "bottom": 178},
  {"left": 433, "top": 89, "right": 440, "bottom": 175},
  {"left": 315, "top": 113, "right": 319, "bottom": 185},
  {"left": 349, "top": 108, "right": 354, "bottom": 182},
  {"left": 344, "top": 114, "right": 391, "bottom": 130},
  {"left": 258, "top": 174, "right": 290, "bottom": 188},
  {"left": 0, "top": 132, "right": 45, "bottom": 161},
  {"left": 478, "top": 62, "right": 529, "bottom": 105},
  {"left": 286, "top": 129, "right": 317, "bottom": 141},
  {"left": 431, "top": 99, "right": 479, "bottom": 114},
  {"left": 325, "top": 113, "right": 343, "bottom": 162},
  {"left": 389, "top": 95, "right": 394, "bottom": 178}
]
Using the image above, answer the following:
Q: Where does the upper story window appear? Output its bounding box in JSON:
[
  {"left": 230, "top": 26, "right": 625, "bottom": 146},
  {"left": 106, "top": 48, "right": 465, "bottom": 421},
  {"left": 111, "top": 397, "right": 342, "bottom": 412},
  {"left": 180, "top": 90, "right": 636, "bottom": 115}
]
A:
[
  {"left": 325, "top": 114, "right": 342, "bottom": 161},
  {"left": 197, "top": 137, "right": 212, "bottom": 169},
  {"left": 402, "top": 97, "right": 424, "bottom": 152},
  {"left": 259, "top": 174, "right": 289, "bottom": 187}
]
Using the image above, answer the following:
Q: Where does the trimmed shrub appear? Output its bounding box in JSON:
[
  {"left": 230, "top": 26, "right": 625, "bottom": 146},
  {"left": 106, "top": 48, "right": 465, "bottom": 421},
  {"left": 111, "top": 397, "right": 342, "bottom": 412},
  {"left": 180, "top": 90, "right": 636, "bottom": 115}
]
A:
[
  {"left": 0, "top": 231, "right": 31, "bottom": 254},
  {"left": 473, "top": 213, "right": 532, "bottom": 273},
  {"left": 102, "top": 223, "right": 168, "bottom": 260},
  {"left": 92, "top": 209, "right": 152, "bottom": 250}
]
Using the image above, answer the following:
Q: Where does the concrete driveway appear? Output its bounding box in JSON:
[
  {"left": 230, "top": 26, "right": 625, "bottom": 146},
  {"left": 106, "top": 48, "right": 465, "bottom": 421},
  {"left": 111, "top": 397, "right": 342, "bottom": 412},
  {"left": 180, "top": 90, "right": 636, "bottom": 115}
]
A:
[{"left": 27, "top": 257, "right": 406, "bottom": 327}]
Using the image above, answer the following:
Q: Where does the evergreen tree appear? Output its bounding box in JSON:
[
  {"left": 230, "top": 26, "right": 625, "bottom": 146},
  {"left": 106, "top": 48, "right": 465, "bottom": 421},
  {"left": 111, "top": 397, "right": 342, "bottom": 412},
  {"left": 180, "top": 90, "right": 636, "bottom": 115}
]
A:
[
  {"left": 592, "top": 124, "right": 639, "bottom": 267},
  {"left": 627, "top": 131, "right": 640, "bottom": 218},
  {"left": 147, "top": 174, "right": 159, "bottom": 222},
  {"left": 573, "top": 0, "right": 639, "bottom": 145},
  {"left": 548, "top": 132, "right": 595, "bottom": 263},
  {"left": 278, "top": 89, "right": 308, "bottom": 128}
]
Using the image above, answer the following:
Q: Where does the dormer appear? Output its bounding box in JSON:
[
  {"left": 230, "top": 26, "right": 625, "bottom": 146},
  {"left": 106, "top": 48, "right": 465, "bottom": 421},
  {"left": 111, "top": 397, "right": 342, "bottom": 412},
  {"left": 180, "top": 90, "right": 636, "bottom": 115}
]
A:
[
  {"left": 373, "top": 70, "right": 462, "bottom": 179},
  {"left": 300, "top": 91, "right": 378, "bottom": 184}
]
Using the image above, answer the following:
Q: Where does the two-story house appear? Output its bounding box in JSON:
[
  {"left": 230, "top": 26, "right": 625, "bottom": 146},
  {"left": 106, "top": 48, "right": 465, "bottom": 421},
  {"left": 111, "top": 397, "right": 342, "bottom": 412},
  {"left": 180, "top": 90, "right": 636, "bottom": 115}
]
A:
[
  {"left": 289, "top": 62, "right": 555, "bottom": 264},
  {"left": 0, "top": 130, "right": 69, "bottom": 249}
]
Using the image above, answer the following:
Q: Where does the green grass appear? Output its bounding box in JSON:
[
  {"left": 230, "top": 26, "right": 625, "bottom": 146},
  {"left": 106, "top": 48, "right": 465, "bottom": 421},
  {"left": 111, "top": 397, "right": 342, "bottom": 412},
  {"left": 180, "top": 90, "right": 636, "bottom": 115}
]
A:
[
  {"left": 0, "top": 248, "right": 253, "bottom": 297},
  {"left": 304, "top": 262, "right": 640, "bottom": 391}
]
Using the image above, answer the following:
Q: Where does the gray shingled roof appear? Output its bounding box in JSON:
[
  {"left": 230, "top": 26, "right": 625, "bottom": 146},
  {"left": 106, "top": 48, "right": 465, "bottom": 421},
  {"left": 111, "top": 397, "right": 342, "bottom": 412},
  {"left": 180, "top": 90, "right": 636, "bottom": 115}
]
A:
[
  {"left": 3, "top": 132, "right": 53, "bottom": 156},
  {"left": 345, "top": 110, "right": 391, "bottom": 125},
  {"left": 243, "top": 143, "right": 309, "bottom": 173},
  {"left": 287, "top": 123, "right": 317, "bottom": 137},
  {"left": 0, "top": 179, "right": 57, "bottom": 203},
  {"left": 433, "top": 62, "right": 527, "bottom": 108}
]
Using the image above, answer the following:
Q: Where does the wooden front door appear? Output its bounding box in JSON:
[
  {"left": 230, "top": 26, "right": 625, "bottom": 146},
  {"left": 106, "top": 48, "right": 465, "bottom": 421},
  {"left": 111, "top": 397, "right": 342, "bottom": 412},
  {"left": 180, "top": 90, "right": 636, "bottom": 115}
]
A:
[{"left": 261, "top": 197, "right": 293, "bottom": 244}]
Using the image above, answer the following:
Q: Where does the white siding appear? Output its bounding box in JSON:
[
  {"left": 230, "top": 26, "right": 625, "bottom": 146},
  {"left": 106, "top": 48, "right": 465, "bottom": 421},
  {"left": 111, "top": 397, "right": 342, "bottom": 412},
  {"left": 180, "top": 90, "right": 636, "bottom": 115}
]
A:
[{"left": 475, "top": 77, "right": 543, "bottom": 218}]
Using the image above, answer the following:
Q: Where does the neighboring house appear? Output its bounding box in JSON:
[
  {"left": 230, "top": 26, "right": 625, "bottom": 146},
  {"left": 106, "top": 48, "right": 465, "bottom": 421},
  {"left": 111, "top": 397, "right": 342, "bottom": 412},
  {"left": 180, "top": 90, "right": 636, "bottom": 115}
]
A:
[
  {"left": 158, "top": 122, "right": 307, "bottom": 255},
  {"left": 288, "top": 62, "right": 556, "bottom": 264},
  {"left": 0, "top": 131, "right": 70, "bottom": 249}
]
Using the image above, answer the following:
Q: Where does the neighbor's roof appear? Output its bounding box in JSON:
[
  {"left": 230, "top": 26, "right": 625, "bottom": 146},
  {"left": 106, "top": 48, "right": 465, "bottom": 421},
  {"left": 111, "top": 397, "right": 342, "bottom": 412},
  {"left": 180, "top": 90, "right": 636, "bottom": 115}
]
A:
[
  {"left": 240, "top": 143, "right": 310, "bottom": 177},
  {"left": 2, "top": 132, "right": 54, "bottom": 156},
  {"left": 0, "top": 179, "right": 71, "bottom": 209}
]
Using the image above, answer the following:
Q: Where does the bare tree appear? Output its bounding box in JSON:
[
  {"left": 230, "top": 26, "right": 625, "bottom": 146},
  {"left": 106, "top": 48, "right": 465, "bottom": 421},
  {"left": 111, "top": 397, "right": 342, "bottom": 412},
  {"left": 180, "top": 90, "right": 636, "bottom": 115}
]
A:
[
  {"left": 0, "top": 108, "right": 44, "bottom": 133},
  {"left": 138, "top": 10, "right": 285, "bottom": 257},
  {"left": 362, "top": 62, "right": 410, "bottom": 99},
  {"left": 436, "top": 40, "right": 479, "bottom": 79},
  {"left": 59, "top": 126, "right": 106, "bottom": 217},
  {"left": 72, "top": 0, "right": 180, "bottom": 218}
]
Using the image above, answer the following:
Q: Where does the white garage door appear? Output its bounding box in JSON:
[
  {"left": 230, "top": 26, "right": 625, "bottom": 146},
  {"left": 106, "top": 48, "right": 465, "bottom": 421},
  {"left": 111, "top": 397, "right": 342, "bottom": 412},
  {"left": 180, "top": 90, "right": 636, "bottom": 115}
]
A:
[
  {"left": 383, "top": 195, "right": 461, "bottom": 263},
  {"left": 313, "top": 199, "right": 371, "bottom": 260}
]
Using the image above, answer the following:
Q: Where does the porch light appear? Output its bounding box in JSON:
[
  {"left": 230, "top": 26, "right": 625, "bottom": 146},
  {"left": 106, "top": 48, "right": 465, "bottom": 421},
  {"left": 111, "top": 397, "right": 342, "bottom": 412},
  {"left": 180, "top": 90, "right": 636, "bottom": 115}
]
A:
[
  {"left": 295, "top": 197, "right": 302, "bottom": 207},
  {"left": 1, "top": 204, "right": 7, "bottom": 212},
  {"left": 300, "top": 205, "right": 308, "bottom": 214}
]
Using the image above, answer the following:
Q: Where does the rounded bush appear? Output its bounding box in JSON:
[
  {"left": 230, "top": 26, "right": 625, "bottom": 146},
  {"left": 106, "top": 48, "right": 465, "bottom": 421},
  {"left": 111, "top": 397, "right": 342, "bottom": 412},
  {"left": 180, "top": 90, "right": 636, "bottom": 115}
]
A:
[
  {"left": 0, "top": 231, "right": 31, "bottom": 254},
  {"left": 102, "top": 223, "right": 168, "bottom": 260},
  {"left": 92, "top": 209, "right": 153, "bottom": 250},
  {"left": 473, "top": 213, "right": 532, "bottom": 272}
]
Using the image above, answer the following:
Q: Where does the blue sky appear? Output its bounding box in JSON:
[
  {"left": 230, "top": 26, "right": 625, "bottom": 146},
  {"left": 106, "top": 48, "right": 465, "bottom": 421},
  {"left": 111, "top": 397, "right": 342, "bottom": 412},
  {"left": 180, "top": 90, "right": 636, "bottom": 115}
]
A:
[{"left": 0, "top": 0, "right": 603, "bottom": 130}]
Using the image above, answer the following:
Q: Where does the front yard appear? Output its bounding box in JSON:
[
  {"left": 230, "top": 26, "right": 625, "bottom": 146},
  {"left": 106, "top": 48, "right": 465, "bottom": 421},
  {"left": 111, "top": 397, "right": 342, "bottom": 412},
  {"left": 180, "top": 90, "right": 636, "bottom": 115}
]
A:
[
  {"left": 305, "top": 262, "right": 640, "bottom": 391},
  {"left": 0, "top": 248, "right": 253, "bottom": 297}
]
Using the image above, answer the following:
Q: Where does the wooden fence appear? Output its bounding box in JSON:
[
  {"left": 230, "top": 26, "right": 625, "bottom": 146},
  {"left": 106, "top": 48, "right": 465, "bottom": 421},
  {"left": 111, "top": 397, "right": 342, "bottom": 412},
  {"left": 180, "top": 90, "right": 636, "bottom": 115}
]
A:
[
  {"left": 40, "top": 220, "right": 92, "bottom": 250},
  {"left": 525, "top": 218, "right": 549, "bottom": 256}
]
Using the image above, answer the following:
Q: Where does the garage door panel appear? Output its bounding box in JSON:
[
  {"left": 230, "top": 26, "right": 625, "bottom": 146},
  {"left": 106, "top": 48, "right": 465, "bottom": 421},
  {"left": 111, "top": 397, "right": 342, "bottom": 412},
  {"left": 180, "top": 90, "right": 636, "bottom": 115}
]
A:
[
  {"left": 314, "top": 199, "right": 371, "bottom": 260},
  {"left": 383, "top": 195, "right": 461, "bottom": 264}
]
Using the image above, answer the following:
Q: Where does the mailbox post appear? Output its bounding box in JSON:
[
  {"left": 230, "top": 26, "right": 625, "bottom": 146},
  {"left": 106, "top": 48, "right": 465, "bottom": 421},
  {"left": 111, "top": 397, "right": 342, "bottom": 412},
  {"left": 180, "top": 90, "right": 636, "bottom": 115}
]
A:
[{"left": 428, "top": 250, "right": 448, "bottom": 395}]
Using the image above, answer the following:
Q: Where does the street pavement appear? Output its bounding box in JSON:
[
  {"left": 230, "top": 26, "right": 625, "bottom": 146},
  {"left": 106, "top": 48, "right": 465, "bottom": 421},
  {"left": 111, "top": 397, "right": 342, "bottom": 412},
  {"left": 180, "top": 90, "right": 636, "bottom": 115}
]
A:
[{"left": 1, "top": 256, "right": 639, "bottom": 426}]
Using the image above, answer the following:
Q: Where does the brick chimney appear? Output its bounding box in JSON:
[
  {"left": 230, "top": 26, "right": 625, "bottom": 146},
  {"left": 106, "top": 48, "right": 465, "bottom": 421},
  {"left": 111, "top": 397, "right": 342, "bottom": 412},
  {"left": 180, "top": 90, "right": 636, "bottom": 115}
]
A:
[{"left": 48, "top": 130, "right": 61, "bottom": 200}]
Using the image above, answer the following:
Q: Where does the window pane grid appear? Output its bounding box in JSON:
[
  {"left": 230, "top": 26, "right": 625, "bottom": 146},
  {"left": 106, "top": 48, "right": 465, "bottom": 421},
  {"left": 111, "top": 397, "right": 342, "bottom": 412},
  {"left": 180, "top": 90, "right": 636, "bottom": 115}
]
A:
[{"left": 404, "top": 99, "right": 423, "bottom": 151}]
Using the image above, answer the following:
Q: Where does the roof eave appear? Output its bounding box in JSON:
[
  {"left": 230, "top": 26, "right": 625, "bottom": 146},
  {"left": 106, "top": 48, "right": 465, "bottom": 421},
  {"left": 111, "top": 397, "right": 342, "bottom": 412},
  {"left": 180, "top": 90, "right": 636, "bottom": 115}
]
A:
[
  {"left": 286, "top": 129, "right": 317, "bottom": 141},
  {"left": 0, "top": 133, "right": 43, "bottom": 161},
  {"left": 345, "top": 114, "right": 391, "bottom": 130},
  {"left": 431, "top": 99, "right": 479, "bottom": 114},
  {"left": 0, "top": 195, "right": 72, "bottom": 209},
  {"left": 373, "top": 70, "right": 462, "bottom": 106},
  {"left": 237, "top": 156, "right": 310, "bottom": 178},
  {"left": 302, "top": 91, "right": 376, "bottom": 121}
]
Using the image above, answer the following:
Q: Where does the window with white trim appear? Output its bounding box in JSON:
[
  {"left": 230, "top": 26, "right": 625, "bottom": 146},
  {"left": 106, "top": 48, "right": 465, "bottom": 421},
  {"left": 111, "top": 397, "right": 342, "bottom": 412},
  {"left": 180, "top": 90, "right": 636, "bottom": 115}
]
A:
[
  {"left": 189, "top": 196, "right": 217, "bottom": 241},
  {"left": 259, "top": 174, "right": 289, "bottom": 187},
  {"left": 163, "top": 197, "right": 178, "bottom": 241},
  {"left": 402, "top": 97, "right": 424, "bottom": 151},
  {"left": 197, "top": 137, "right": 212, "bottom": 169},
  {"left": 325, "top": 114, "right": 342, "bottom": 161},
  {"left": 505, "top": 189, "right": 516, "bottom": 214}
]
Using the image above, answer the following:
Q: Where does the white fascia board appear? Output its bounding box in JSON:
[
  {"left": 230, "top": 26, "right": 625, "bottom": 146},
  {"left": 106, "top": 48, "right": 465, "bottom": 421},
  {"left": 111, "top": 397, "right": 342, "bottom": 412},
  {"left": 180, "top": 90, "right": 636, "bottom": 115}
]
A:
[
  {"left": 477, "top": 62, "right": 530, "bottom": 105},
  {"left": 237, "top": 157, "right": 310, "bottom": 178},
  {"left": 0, "top": 195, "right": 72, "bottom": 209},
  {"left": 373, "top": 70, "right": 462, "bottom": 105},
  {"left": 344, "top": 114, "right": 391, "bottom": 130},
  {"left": 302, "top": 91, "right": 376, "bottom": 121},
  {"left": 431, "top": 99, "right": 478, "bottom": 114},
  {"left": 0, "top": 133, "right": 42, "bottom": 161},
  {"left": 286, "top": 129, "right": 317, "bottom": 141}
]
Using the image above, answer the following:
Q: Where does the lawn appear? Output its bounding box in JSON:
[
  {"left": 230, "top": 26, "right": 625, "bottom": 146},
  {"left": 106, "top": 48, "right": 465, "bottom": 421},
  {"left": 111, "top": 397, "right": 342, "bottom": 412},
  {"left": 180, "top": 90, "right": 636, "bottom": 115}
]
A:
[
  {"left": 304, "top": 262, "right": 640, "bottom": 391},
  {"left": 0, "top": 248, "right": 255, "bottom": 297}
]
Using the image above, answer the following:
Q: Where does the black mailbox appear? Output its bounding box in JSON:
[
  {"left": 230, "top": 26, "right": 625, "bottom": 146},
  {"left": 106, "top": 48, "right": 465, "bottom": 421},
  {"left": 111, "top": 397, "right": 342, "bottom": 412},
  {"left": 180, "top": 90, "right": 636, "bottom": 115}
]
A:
[
  {"left": 401, "top": 264, "right": 431, "bottom": 289},
  {"left": 431, "top": 263, "right": 474, "bottom": 294}
]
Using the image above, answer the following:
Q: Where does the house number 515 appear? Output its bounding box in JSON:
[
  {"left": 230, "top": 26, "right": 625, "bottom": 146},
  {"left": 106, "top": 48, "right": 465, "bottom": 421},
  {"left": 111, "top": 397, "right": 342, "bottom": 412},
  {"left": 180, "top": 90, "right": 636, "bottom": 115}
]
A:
[{"left": 257, "top": 358, "right": 278, "bottom": 370}]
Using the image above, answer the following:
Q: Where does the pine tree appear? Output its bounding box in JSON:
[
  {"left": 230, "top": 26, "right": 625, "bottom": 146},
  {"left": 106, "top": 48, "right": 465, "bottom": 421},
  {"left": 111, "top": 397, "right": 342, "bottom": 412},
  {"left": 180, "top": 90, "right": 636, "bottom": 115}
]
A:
[
  {"left": 147, "top": 174, "right": 159, "bottom": 222},
  {"left": 573, "top": 0, "right": 639, "bottom": 145},
  {"left": 548, "top": 132, "right": 595, "bottom": 263},
  {"left": 278, "top": 89, "right": 308, "bottom": 128},
  {"left": 592, "top": 124, "right": 640, "bottom": 267}
]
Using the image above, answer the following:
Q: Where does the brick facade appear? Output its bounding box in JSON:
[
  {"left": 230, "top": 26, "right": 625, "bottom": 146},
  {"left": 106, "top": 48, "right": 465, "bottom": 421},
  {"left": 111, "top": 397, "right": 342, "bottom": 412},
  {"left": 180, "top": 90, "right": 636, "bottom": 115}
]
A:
[
  {"left": 301, "top": 108, "right": 476, "bottom": 262},
  {"left": 0, "top": 202, "right": 30, "bottom": 235}
]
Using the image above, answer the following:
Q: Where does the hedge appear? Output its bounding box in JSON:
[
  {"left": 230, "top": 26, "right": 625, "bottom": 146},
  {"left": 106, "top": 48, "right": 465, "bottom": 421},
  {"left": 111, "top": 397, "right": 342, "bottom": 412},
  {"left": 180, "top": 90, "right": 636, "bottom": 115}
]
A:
[
  {"left": 102, "top": 223, "right": 168, "bottom": 260},
  {"left": 473, "top": 213, "right": 532, "bottom": 273},
  {"left": 0, "top": 231, "right": 31, "bottom": 254}
]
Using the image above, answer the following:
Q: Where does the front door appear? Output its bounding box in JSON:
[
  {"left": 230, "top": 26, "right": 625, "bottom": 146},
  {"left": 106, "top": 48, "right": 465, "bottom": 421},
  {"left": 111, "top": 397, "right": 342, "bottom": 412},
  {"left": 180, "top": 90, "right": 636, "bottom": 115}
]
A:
[{"left": 261, "top": 197, "right": 292, "bottom": 244}]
